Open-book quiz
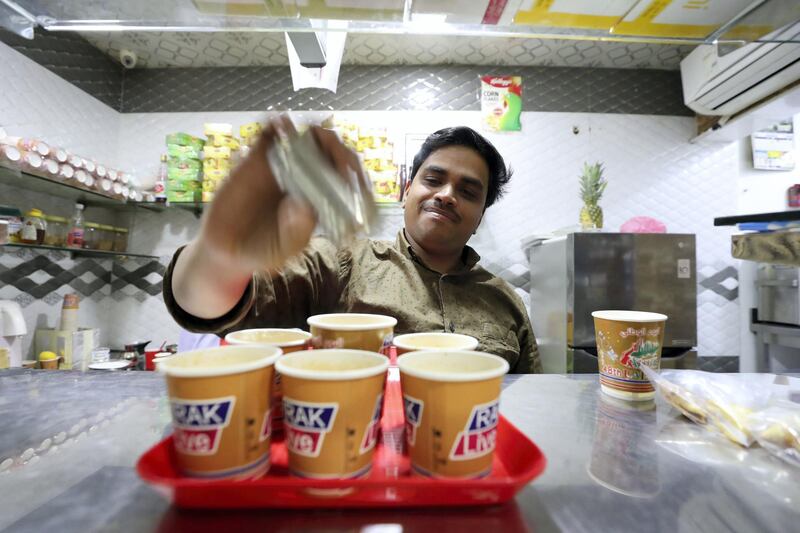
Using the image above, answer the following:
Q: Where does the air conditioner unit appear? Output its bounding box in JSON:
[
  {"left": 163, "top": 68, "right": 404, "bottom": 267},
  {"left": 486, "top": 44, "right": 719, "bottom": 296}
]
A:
[{"left": 681, "top": 21, "right": 800, "bottom": 117}]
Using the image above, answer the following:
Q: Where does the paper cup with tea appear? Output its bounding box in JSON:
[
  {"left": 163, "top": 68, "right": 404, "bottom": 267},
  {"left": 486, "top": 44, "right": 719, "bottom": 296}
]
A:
[
  {"left": 398, "top": 350, "right": 509, "bottom": 478},
  {"left": 592, "top": 310, "right": 668, "bottom": 402},
  {"left": 307, "top": 313, "right": 396, "bottom": 354},
  {"left": 224, "top": 328, "right": 313, "bottom": 431},
  {"left": 392, "top": 332, "right": 478, "bottom": 356},
  {"left": 276, "top": 349, "right": 388, "bottom": 479},
  {"left": 158, "top": 344, "right": 281, "bottom": 479}
]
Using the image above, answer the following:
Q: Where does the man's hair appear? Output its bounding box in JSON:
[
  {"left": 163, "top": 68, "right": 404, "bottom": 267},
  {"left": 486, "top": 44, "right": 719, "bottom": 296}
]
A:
[{"left": 409, "top": 126, "right": 512, "bottom": 209}]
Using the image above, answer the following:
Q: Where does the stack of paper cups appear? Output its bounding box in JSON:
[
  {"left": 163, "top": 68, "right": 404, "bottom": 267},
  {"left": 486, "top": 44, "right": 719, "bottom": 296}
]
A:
[{"left": 59, "top": 293, "right": 79, "bottom": 332}]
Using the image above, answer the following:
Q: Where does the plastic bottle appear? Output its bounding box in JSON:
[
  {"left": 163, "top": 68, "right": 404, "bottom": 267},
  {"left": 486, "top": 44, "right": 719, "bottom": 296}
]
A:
[
  {"left": 155, "top": 154, "right": 167, "bottom": 203},
  {"left": 66, "top": 203, "right": 85, "bottom": 249}
]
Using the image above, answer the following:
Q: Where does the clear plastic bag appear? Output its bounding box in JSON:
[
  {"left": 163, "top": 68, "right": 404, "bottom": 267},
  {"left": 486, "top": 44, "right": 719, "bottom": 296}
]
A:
[
  {"left": 267, "top": 130, "right": 376, "bottom": 246},
  {"left": 641, "top": 366, "right": 776, "bottom": 447},
  {"left": 748, "top": 401, "right": 800, "bottom": 468}
]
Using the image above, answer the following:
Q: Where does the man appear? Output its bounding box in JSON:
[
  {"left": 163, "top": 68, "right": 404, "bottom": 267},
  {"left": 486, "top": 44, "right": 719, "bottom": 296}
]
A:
[{"left": 164, "top": 117, "right": 541, "bottom": 373}]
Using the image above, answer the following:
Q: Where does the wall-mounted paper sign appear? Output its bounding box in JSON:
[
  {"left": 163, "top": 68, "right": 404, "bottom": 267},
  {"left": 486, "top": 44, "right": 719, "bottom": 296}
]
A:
[{"left": 752, "top": 121, "right": 794, "bottom": 171}]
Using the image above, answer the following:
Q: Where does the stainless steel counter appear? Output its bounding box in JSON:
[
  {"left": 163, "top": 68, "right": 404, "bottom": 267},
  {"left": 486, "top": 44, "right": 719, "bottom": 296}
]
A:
[{"left": 0, "top": 370, "right": 797, "bottom": 533}]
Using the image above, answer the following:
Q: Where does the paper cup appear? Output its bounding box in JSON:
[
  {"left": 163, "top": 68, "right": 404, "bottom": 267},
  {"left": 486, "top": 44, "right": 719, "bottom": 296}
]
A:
[
  {"left": 592, "top": 310, "right": 668, "bottom": 402},
  {"left": 224, "top": 328, "right": 313, "bottom": 431},
  {"left": 398, "top": 350, "right": 509, "bottom": 478},
  {"left": 158, "top": 345, "right": 281, "bottom": 479},
  {"left": 392, "top": 332, "right": 479, "bottom": 356},
  {"left": 307, "top": 313, "right": 397, "bottom": 354},
  {"left": 276, "top": 349, "right": 388, "bottom": 479}
]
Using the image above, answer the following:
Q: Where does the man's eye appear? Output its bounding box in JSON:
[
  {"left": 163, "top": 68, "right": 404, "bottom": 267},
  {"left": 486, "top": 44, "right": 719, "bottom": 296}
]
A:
[{"left": 424, "top": 177, "right": 440, "bottom": 185}]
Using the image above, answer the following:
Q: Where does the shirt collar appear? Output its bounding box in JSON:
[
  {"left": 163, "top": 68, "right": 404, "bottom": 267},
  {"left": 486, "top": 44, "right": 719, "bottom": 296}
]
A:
[{"left": 396, "top": 229, "right": 481, "bottom": 273}]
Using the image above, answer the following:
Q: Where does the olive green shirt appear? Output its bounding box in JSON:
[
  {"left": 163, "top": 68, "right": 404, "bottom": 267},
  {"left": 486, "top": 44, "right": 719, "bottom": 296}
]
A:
[{"left": 163, "top": 230, "right": 541, "bottom": 373}]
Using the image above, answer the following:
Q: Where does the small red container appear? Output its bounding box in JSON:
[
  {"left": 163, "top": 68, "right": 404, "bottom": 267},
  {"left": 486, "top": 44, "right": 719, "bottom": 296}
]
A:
[{"left": 137, "top": 377, "right": 546, "bottom": 509}]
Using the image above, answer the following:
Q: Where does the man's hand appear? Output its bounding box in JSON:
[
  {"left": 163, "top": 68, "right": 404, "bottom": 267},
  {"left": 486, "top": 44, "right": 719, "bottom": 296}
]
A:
[{"left": 171, "top": 116, "right": 364, "bottom": 320}]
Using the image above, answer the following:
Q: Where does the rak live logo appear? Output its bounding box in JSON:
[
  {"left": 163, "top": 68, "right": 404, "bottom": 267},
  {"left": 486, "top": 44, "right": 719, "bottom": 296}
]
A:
[
  {"left": 283, "top": 398, "right": 338, "bottom": 457},
  {"left": 259, "top": 406, "right": 273, "bottom": 442},
  {"left": 360, "top": 394, "right": 383, "bottom": 454},
  {"left": 403, "top": 394, "right": 423, "bottom": 446},
  {"left": 449, "top": 400, "right": 499, "bottom": 461},
  {"left": 171, "top": 396, "right": 236, "bottom": 455}
]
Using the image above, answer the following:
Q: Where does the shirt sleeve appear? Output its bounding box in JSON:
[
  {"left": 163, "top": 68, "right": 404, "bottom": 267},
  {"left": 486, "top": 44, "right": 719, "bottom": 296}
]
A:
[
  {"left": 514, "top": 316, "right": 543, "bottom": 374},
  {"left": 162, "top": 237, "right": 346, "bottom": 337}
]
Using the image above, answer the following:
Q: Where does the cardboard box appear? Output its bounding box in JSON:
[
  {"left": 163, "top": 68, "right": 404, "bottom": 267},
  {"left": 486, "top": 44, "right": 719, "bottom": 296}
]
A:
[{"left": 35, "top": 328, "right": 99, "bottom": 371}]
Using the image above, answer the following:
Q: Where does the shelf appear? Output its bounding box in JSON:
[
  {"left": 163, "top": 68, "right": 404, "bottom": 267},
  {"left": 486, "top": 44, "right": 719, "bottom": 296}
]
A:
[
  {"left": 0, "top": 243, "right": 158, "bottom": 260},
  {"left": 7, "top": 0, "right": 800, "bottom": 45},
  {"left": 133, "top": 201, "right": 206, "bottom": 216},
  {"left": 714, "top": 210, "right": 800, "bottom": 226},
  {"left": 0, "top": 165, "right": 147, "bottom": 210}
]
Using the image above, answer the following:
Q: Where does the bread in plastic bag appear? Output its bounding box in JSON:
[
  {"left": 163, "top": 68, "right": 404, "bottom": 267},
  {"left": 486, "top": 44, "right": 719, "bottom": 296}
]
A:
[
  {"left": 748, "top": 401, "right": 800, "bottom": 468},
  {"left": 640, "top": 366, "right": 774, "bottom": 447}
]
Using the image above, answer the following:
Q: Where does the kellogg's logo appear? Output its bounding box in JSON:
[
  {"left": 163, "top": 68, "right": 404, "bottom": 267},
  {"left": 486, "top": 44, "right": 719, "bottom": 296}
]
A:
[
  {"left": 360, "top": 394, "right": 383, "bottom": 454},
  {"left": 171, "top": 396, "right": 236, "bottom": 455},
  {"left": 403, "top": 394, "right": 423, "bottom": 446},
  {"left": 449, "top": 400, "right": 499, "bottom": 461},
  {"left": 283, "top": 398, "right": 338, "bottom": 457}
]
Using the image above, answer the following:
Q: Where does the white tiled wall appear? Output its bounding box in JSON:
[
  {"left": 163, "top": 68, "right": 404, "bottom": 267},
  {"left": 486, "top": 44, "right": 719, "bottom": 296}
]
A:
[
  {"left": 117, "top": 110, "right": 739, "bottom": 357},
  {"left": 1, "top": 39, "right": 741, "bottom": 361},
  {"left": 0, "top": 41, "right": 121, "bottom": 357}
]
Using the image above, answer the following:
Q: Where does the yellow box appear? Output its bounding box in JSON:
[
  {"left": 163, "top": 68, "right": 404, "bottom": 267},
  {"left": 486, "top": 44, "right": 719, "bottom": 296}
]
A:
[
  {"left": 240, "top": 122, "right": 262, "bottom": 138},
  {"left": 203, "top": 146, "right": 232, "bottom": 159},
  {"left": 35, "top": 327, "right": 99, "bottom": 371},
  {"left": 204, "top": 169, "right": 228, "bottom": 181},
  {"left": 203, "top": 122, "right": 233, "bottom": 136}
]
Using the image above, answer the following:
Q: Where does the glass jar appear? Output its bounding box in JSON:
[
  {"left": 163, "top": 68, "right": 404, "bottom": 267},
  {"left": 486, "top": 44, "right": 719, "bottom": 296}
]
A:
[
  {"left": 43, "top": 215, "right": 68, "bottom": 247},
  {"left": 82, "top": 222, "right": 100, "bottom": 250},
  {"left": 97, "top": 224, "right": 115, "bottom": 251},
  {"left": 21, "top": 208, "right": 46, "bottom": 245},
  {"left": 113, "top": 227, "right": 129, "bottom": 253}
]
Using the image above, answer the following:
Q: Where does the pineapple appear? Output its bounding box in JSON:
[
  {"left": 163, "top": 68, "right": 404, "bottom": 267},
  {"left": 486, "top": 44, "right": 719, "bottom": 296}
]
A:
[{"left": 579, "top": 162, "right": 607, "bottom": 230}]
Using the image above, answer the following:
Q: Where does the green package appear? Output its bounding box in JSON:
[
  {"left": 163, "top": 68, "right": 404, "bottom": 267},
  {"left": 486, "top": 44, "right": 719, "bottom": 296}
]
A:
[
  {"left": 165, "top": 133, "right": 205, "bottom": 151},
  {"left": 167, "top": 144, "right": 202, "bottom": 160},
  {"left": 167, "top": 167, "right": 201, "bottom": 181},
  {"left": 167, "top": 190, "right": 200, "bottom": 203},
  {"left": 167, "top": 157, "right": 202, "bottom": 171}
]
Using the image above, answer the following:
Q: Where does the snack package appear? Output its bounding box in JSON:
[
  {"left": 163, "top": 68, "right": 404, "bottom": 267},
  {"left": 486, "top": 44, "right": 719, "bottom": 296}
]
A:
[
  {"left": 167, "top": 157, "right": 202, "bottom": 171},
  {"left": 203, "top": 146, "right": 232, "bottom": 160},
  {"left": 749, "top": 401, "right": 800, "bottom": 468},
  {"left": 167, "top": 144, "right": 202, "bottom": 160},
  {"left": 165, "top": 133, "right": 205, "bottom": 151},
  {"left": 642, "top": 367, "right": 775, "bottom": 447}
]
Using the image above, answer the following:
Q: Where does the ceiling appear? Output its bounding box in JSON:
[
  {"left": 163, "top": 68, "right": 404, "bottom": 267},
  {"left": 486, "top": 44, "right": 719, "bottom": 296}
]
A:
[{"left": 80, "top": 32, "right": 695, "bottom": 70}]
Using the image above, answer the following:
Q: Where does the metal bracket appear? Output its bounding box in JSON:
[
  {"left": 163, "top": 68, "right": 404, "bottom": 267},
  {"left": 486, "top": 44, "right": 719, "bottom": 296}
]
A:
[
  {"left": 285, "top": 32, "right": 327, "bottom": 68},
  {"left": 0, "top": 0, "right": 35, "bottom": 39}
]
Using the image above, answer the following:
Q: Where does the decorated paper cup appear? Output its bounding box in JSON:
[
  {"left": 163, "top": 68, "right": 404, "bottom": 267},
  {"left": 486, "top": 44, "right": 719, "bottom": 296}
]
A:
[
  {"left": 224, "top": 328, "right": 312, "bottom": 352},
  {"left": 276, "top": 349, "right": 388, "bottom": 479},
  {"left": 592, "top": 310, "right": 668, "bottom": 402},
  {"left": 158, "top": 345, "right": 281, "bottom": 479},
  {"left": 307, "top": 313, "right": 397, "bottom": 354},
  {"left": 224, "top": 328, "right": 313, "bottom": 431},
  {"left": 398, "top": 350, "right": 509, "bottom": 479},
  {"left": 392, "top": 332, "right": 479, "bottom": 356}
]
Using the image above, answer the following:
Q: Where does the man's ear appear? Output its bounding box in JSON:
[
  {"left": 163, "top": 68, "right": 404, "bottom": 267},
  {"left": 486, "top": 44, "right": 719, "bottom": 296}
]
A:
[{"left": 402, "top": 179, "right": 412, "bottom": 207}]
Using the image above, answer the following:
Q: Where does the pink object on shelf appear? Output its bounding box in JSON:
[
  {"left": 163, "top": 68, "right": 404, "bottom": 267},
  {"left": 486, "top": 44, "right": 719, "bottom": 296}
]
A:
[{"left": 620, "top": 216, "right": 667, "bottom": 233}]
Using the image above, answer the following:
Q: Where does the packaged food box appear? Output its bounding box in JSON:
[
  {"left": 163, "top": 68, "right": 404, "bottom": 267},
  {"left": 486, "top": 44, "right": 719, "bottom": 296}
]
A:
[
  {"left": 202, "top": 179, "right": 223, "bottom": 192},
  {"left": 203, "top": 146, "right": 232, "bottom": 159},
  {"left": 167, "top": 167, "right": 201, "bottom": 181},
  {"left": 204, "top": 169, "right": 228, "bottom": 181},
  {"left": 167, "top": 190, "right": 200, "bottom": 203},
  {"left": 203, "top": 158, "right": 231, "bottom": 172},
  {"left": 167, "top": 157, "right": 202, "bottom": 171},
  {"left": 201, "top": 191, "right": 215, "bottom": 202},
  {"left": 240, "top": 122, "right": 262, "bottom": 138},
  {"left": 168, "top": 178, "right": 201, "bottom": 192},
  {"left": 165, "top": 133, "right": 205, "bottom": 151},
  {"left": 207, "top": 135, "right": 240, "bottom": 150},
  {"left": 167, "top": 144, "right": 202, "bottom": 160}
]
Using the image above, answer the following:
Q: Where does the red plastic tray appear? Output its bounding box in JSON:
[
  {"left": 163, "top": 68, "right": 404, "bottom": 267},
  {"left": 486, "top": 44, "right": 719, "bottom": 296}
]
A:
[{"left": 137, "top": 375, "right": 546, "bottom": 509}]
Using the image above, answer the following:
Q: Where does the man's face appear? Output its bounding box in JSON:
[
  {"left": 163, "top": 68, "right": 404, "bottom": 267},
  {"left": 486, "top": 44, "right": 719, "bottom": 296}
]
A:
[{"left": 403, "top": 145, "right": 490, "bottom": 255}]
